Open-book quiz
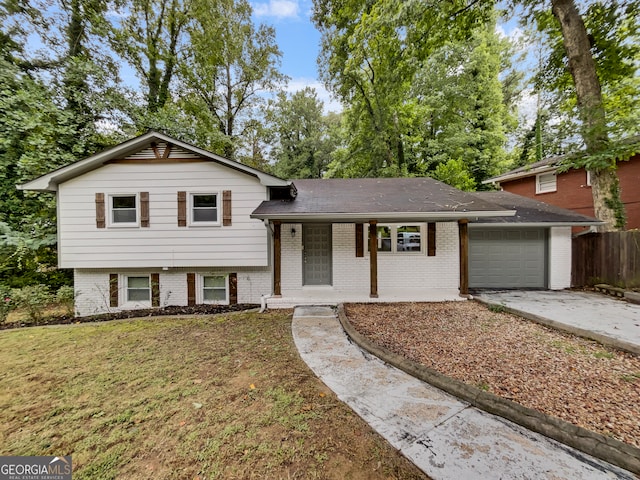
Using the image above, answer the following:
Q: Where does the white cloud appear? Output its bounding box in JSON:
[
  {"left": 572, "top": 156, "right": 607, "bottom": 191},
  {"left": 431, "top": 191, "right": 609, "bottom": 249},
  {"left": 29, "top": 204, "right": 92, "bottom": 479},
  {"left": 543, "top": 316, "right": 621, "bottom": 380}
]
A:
[
  {"left": 286, "top": 77, "right": 343, "bottom": 114},
  {"left": 253, "top": 0, "right": 299, "bottom": 19},
  {"left": 495, "top": 24, "right": 525, "bottom": 44}
]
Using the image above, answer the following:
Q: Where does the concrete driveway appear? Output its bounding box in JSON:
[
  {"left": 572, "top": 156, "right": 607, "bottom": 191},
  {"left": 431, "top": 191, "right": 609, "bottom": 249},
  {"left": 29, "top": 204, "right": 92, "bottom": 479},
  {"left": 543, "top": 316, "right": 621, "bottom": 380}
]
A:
[{"left": 477, "top": 290, "right": 640, "bottom": 355}]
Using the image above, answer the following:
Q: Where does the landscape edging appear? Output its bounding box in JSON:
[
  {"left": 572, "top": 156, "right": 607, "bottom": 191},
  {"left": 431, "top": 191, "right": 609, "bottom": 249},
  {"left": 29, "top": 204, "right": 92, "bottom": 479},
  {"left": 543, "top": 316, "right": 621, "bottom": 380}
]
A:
[{"left": 336, "top": 303, "right": 640, "bottom": 476}]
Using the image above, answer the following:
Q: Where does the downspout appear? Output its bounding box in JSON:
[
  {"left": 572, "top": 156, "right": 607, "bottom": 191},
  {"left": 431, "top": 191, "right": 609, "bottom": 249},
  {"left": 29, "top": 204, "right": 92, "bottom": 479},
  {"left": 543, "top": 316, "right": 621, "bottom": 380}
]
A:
[{"left": 260, "top": 294, "right": 272, "bottom": 313}]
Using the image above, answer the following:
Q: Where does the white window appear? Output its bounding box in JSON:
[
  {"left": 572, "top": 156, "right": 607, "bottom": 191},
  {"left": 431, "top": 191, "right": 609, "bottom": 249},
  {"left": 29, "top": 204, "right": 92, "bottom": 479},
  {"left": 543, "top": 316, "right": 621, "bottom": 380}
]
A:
[
  {"left": 536, "top": 172, "right": 557, "bottom": 194},
  {"left": 200, "top": 275, "right": 228, "bottom": 304},
  {"left": 110, "top": 194, "right": 138, "bottom": 225},
  {"left": 368, "top": 224, "right": 423, "bottom": 254},
  {"left": 191, "top": 193, "right": 219, "bottom": 224},
  {"left": 126, "top": 276, "right": 150, "bottom": 303}
]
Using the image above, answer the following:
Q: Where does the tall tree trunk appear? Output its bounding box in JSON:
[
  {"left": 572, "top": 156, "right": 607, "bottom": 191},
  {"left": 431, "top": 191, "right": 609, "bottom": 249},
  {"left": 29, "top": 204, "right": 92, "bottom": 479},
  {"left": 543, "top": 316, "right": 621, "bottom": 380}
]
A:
[{"left": 551, "top": 0, "right": 624, "bottom": 231}]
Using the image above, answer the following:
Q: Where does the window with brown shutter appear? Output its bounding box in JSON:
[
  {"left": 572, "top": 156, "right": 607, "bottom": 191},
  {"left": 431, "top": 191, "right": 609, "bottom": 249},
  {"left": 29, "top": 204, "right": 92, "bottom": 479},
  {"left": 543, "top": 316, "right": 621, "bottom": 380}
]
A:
[
  {"left": 355, "top": 224, "right": 364, "bottom": 257},
  {"left": 109, "top": 274, "right": 118, "bottom": 307},
  {"left": 177, "top": 191, "right": 187, "bottom": 227},
  {"left": 222, "top": 190, "right": 232, "bottom": 226},
  {"left": 151, "top": 273, "right": 160, "bottom": 307},
  {"left": 140, "top": 192, "right": 150, "bottom": 227},
  {"left": 428, "top": 223, "right": 436, "bottom": 256},
  {"left": 187, "top": 273, "right": 196, "bottom": 306},
  {"left": 96, "top": 193, "right": 106, "bottom": 228}
]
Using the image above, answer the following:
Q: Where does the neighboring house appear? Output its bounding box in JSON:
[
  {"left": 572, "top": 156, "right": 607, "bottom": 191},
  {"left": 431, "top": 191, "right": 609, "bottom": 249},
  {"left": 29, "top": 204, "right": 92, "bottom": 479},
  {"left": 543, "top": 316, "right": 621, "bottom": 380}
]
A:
[
  {"left": 484, "top": 152, "right": 640, "bottom": 231},
  {"left": 19, "top": 132, "right": 601, "bottom": 316}
]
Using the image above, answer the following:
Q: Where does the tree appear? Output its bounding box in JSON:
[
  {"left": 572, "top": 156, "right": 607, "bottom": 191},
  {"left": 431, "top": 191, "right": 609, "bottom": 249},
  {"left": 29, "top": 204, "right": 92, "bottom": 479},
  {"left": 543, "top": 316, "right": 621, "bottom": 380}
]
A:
[
  {"left": 528, "top": 0, "right": 639, "bottom": 230},
  {"left": 179, "top": 0, "right": 286, "bottom": 159},
  {"left": 410, "top": 18, "right": 517, "bottom": 186},
  {"left": 109, "top": 0, "right": 190, "bottom": 114},
  {"left": 267, "top": 87, "right": 339, "bottom": 179},
  {"left": 313, "top": 1, "right": 515, "bottom": 183}
]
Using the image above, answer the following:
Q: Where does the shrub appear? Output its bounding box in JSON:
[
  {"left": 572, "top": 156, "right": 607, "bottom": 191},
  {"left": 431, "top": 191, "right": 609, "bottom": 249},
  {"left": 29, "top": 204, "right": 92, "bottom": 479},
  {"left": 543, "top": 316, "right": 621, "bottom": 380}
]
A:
[
  {"left": 0, "top": 285, "right": 14, "bottom": 323},
  {"left": 11, "top": 285, "right": 52, "bottom": 322},
  {"left": 56, "top": 285, "right": 75, "bottom": 316}
]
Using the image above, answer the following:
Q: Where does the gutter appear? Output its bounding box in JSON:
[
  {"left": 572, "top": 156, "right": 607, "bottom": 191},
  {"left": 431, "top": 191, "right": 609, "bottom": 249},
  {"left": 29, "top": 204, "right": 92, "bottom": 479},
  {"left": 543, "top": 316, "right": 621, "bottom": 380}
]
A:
[{"left": 251, "top": 210, "right": 517, "bottom": 223}]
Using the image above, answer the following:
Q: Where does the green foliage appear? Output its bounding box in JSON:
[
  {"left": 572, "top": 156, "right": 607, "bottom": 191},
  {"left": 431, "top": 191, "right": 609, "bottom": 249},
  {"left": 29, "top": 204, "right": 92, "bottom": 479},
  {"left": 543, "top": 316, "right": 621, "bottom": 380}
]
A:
[
  {"left": 268, "top": 88, "right": 340, "bottom": 179},
  {"left": 179, "top": 0, "right": 286, "bottom": 160},
  {"left": 431, "top": 159, "right": 477, "bottom": 191},
  {"left": 313, "top": 1, "right": 515, "bottom": 181},
  {"left": 109, "top": 0, "right": 190, "bottom": 113},
  {"left": 0, "top": 285, "right": 15, "bottom": 323},
  {"left": 10, "top": 285, "right": 53, "bottom": 322},
  {"left": 532, "top": 1, "right": 640, "bottom": 148},
  {"left": 56, "top": 285, "right": 75, "bottom": 316}
]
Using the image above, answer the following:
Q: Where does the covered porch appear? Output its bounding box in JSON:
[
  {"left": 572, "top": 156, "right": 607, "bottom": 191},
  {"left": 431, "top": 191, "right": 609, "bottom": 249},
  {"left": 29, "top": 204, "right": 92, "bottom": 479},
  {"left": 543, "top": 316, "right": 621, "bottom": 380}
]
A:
[{"left": 250, "top": 178, "right": 516, "bottom": 307}]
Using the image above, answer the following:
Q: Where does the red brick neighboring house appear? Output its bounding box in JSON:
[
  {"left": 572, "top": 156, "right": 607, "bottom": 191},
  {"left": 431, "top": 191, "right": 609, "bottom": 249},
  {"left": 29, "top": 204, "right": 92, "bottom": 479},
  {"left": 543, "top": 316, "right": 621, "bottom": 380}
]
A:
[{"left": 484, "top": 153, "right": 640, "bottom": 231}]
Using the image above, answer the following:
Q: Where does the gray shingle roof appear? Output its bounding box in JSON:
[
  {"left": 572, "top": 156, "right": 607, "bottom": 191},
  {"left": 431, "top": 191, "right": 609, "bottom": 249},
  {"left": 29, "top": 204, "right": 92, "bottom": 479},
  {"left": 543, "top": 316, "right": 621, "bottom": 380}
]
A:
[
  {"left": 251, "top": 178, "right": 514, "bottom": 222},
  {"left": 471, "top": 191, "right": 602, "bottom": 225}
]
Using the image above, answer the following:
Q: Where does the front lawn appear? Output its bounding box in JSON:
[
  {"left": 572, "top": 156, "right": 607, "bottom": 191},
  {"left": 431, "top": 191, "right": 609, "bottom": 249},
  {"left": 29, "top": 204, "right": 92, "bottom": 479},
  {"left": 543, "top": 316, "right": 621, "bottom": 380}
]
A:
[{"left": 0, "top": 311, "right": 427, "bottom": 480}]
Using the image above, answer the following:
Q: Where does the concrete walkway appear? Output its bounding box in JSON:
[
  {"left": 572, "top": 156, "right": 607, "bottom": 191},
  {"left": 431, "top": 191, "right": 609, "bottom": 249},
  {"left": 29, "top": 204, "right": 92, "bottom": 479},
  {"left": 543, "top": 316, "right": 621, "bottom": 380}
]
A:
[
  {"left": 292, "top": 306, "right": 635, "bottom": 480},
  {"left": 477, "top": 290, "right": 640, "bottom": 355}
]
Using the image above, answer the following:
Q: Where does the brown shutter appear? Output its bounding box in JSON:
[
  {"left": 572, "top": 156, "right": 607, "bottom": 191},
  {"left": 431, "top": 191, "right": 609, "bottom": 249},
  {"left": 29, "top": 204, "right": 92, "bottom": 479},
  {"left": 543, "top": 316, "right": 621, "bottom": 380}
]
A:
[
  {"left": 151, "top": 273, "right": 160, "bottom": 307},
  {"left": 187, "top": 273, "right": 196, "bottom": 306},
  {"left": 140, "top": 192, "right": 150, "bottom": 227},
  {"left": 428, "top": 223, "right": 436, "bottom": 257},
  {"left": 96, "top": 193, "right": 106, "bottom": 228},
  {"left": 222, "top": 190, "right": 232, "bottom": 226},
  {"left": 229, "top": 273, "right": 237, "bottom": 304},
  {"left": 355, "top": 223, "right": 364, "bottom": 257},
  {"left": 109, "top": 274, "right": 118, "bottom": 307},
  {"left": 177, "top": 191, "right": 187, "bottom": 227}
]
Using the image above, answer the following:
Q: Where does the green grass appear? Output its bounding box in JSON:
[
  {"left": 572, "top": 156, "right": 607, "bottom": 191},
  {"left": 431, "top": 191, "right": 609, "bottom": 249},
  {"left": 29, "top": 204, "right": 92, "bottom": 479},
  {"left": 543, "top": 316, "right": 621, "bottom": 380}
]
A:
[{"left": 0, "top": 312, "right": 427, "bottom": 480}]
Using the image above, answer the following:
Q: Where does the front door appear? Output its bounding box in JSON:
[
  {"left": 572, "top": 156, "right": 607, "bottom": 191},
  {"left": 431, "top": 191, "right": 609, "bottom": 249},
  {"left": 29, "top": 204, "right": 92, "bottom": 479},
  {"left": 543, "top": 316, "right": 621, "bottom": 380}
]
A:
[{"left": 303, "top": 224, "right": 332, "bottom": 285}]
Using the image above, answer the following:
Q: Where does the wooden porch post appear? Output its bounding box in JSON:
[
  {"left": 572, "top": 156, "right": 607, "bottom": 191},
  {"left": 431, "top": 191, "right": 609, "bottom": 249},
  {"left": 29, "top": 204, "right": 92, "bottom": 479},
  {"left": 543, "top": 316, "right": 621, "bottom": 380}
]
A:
[
  {"left": 459, "top": 219, "right": 469, "bottom": 296},
  {"left": 273, "top": 221, "right": 282, "bottom": 296},
  {"left": 369, "top": 220, "right": 378, "bottom": 298}
]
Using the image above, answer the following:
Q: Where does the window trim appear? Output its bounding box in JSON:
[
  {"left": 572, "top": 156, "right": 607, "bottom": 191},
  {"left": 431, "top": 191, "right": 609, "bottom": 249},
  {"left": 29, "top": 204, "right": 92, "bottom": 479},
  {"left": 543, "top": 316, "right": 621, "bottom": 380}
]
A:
[
  {"left": 189, "top": 192, "right": 220, "bottom": 226},
  {"left": 536, "top": 172, "right": 557, "bottom": 194},
  {"left": 122, "top": 274, "right": 151, "bottom": 306},
  {"left": 108, "top": 193, "right": 139, "bottom": 227},
  {"left": 197, "top": 274, "right": 229, "bottom": 304},
  {"left": 366, "top": 224, "right": 425, "bottom": 255}
]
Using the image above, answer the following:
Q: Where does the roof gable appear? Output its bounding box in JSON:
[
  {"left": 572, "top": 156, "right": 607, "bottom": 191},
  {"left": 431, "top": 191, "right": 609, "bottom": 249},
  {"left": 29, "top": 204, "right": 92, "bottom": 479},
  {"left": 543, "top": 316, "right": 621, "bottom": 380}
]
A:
[{"left": 18, "top": 131, "right": 289, "bottom": 192}]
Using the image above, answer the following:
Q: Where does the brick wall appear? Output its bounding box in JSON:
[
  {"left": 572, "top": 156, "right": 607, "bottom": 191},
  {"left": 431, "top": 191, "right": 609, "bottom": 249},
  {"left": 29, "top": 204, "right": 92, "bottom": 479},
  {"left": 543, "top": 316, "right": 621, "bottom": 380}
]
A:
[
  {"left": 74, "top": 267, "right": 271, "bottom": 316},
  {"left": 502, "top": 155, "right": 640, "bottom": 230},
  {"left": 279, "top": 222, "right": 460, "bottom": 298}
]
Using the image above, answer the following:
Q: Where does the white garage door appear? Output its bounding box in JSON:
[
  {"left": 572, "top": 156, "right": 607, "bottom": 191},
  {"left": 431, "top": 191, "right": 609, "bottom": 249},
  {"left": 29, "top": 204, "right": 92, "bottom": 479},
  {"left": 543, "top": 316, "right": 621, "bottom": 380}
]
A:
[{"left": 469, "top": 228, "right": 547, "bottom": 289}]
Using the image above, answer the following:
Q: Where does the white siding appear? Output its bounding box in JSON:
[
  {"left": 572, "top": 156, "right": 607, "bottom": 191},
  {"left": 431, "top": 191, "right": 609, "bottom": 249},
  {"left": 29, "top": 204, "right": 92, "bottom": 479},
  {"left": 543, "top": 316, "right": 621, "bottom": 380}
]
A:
[
  {"left": 548, "top": 226, "right": 572, "bottom": 290},
  {"left": 74, "top": 267, "right": 271, "bottom": 316},
  {"left": 58, "top": 160, "right": 269, "bottom": 268},
  {"left": 279, "top": 222, "right": 460, "bottom": 301}
]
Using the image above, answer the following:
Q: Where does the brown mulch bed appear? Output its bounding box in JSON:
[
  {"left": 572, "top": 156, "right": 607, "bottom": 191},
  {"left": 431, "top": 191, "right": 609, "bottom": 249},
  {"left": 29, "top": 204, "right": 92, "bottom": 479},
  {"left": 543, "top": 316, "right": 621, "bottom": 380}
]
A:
[
  {"left": 0, "top": 304, "right": 259, "bottom": 330},
  {"left": 344, "top": 301, "right": 640, "bottom": 449}
]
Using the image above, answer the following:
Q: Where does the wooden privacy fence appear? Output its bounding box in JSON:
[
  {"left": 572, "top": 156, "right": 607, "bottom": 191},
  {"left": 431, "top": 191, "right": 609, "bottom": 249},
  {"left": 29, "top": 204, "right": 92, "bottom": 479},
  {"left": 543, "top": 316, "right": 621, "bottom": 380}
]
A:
[{"left": 572, "top": 231, "right": 640, "bottom": 288}]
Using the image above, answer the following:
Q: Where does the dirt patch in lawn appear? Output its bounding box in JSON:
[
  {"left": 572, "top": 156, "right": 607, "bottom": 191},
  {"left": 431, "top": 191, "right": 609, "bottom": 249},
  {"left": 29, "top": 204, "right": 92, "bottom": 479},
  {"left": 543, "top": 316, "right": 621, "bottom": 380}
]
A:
[
  {"left": 344, "top": 301, "right": 640, "bottom": 449},
  {"left": 0, "top": 311, "right": 428, "bottom": 480}
]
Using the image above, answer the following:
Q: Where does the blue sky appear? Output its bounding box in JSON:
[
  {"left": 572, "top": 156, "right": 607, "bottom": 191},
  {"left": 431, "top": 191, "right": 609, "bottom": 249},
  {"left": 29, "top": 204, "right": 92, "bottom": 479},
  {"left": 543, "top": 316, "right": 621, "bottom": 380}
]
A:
[{"left": 250, "top": 0, "right": 343, "bottom": 112}]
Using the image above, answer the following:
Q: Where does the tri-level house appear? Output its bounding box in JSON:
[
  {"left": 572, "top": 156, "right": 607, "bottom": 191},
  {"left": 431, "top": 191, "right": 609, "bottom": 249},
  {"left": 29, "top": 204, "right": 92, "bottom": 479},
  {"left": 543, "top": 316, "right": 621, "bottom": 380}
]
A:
[{"left": 19, "top": 131, "right": 601, "bottom": 316}]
